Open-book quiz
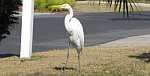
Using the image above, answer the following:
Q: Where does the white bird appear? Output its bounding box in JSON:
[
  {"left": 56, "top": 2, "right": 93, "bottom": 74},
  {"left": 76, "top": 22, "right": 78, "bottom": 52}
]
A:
[{"left": 57, "top": 4, "right": 84, "bottom": 72}]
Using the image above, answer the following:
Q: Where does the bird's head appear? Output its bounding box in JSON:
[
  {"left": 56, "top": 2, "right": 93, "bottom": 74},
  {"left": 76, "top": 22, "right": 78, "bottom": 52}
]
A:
[{"left": 56, "top": 4, "right": 72, "bottom": 11}]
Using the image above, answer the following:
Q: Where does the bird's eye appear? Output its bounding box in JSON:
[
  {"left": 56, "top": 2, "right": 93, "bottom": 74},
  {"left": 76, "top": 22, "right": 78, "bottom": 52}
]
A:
[{"left": 63, "top": 9, "right": 68, "bottom": 11}]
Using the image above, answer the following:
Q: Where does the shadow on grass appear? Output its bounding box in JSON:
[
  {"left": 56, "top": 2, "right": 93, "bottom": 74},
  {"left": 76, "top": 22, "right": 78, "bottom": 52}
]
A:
[
  {"left": 129, "top": 53, "right": 150, "bottom": 63},
  {"left": 0, "top": 54, "right": 19, "bottom": 58},
  {"left": 54, "top": 66, "right": 76, "bottom": 71}
]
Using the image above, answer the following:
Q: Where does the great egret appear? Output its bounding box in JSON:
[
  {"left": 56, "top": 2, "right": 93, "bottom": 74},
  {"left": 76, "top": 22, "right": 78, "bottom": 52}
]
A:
[{"left": 57, "top": 4, "right": 84, "bottom": 72}]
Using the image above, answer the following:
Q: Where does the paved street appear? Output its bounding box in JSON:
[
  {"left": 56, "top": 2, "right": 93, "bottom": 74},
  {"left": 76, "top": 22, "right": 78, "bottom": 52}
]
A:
[{"left": 0, "top": 11, "right": 150, "bottom": 54}]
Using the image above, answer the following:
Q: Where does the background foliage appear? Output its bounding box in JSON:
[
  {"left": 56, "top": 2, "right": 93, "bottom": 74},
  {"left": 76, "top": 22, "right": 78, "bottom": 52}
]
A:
[
  {"left": 0, "top": 0, "right": 21, "bottom": 42},
  {"left": 35, "top": 0, "right": 75, "bottom": 12}
]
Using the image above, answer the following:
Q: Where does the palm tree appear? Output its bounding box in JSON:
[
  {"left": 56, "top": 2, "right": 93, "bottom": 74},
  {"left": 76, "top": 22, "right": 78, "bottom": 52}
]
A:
[
  {"left": 0, "top": 0, "right": 21, "bottom": 42},
  {"left": 90, "top": 0, "right": 140, "bottom": 17}
]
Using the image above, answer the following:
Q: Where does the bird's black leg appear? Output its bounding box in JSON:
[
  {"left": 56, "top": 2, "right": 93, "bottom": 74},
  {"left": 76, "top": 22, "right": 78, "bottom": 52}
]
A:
[
  {"left": 77, "top": 49, "right": 81, "bottom": 73},
  {"left": 65, "top": 40, "right": 70, "bottom": 68}
]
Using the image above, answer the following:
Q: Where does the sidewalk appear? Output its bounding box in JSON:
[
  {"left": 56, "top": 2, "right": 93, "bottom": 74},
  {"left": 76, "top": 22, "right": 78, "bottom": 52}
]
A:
[{"left": 101, "top": 34, "right": 150, "bottom": 47}]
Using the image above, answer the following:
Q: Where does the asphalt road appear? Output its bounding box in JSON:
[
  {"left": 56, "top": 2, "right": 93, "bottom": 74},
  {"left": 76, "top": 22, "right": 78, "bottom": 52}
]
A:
[{"left": 0, "top": 11, "right": 150, "bottom": 54}]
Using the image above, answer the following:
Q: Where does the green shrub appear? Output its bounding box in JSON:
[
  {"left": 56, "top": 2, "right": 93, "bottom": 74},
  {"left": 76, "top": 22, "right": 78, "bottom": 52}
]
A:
[
  {"left": 63, "top": 0, "right": 76, "bottom": 6},
  {"left": 47, "top": 0, "right": 75, "bottom": 12},
  {"left": 47, "top": 0, "right": 64, "bottom": 6},
  {"left": 47, "top": 0, "right": 75, "bottom": 6},
  {"left": 34, "top": 0, "right": 48, "bottom": 9},
  {"left": 35, "top": 0, "right": 75, "bottom": 12}
]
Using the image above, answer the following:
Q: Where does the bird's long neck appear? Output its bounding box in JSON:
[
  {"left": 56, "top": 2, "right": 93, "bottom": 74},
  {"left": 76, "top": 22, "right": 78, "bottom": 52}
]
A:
[
  {"left": 64, "top": 7, "right": 73, "bottom": 34},
  {"left": 65, "top": 8, "right": 73, "bottom": 24}
]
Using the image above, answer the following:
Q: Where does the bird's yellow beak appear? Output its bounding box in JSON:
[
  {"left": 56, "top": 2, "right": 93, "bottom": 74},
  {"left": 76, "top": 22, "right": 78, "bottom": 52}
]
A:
[
  {"left": 52, "top": 5, "right": 64, "bottom": 9},
  {"left": 49, "top": 5, "right": 64, "bottom": 12},
  {"left": 50, "top": 4, "right": 68, "bottom": 13}
]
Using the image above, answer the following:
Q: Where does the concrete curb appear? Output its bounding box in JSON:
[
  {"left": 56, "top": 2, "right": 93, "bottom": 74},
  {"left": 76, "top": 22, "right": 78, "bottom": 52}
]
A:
[{"left": 101, "top": 34, "right": 150, "bottom": 47}]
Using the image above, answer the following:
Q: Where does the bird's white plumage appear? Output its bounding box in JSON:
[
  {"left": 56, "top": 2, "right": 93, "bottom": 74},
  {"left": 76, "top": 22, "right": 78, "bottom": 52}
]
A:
[
  {"left": 69, "top": 18, "right": 84, "bottom": 48},
  {"left": 58, "top": 4, "right": 84, "bottom": 72}
]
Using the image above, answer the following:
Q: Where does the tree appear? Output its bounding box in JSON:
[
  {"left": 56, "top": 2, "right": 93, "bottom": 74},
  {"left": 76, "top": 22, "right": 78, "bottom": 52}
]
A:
[
  {"left": 91, "top": 0, "right": 139, "bottom": 17},
  {"left": 0, "top": 0, "right": 21, "bottom": 42}
]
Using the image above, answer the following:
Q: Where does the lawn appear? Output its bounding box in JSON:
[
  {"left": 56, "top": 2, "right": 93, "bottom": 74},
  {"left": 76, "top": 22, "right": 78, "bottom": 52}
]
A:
[{"left": 1, "top": 46, "right": 150, "bottom": 76}]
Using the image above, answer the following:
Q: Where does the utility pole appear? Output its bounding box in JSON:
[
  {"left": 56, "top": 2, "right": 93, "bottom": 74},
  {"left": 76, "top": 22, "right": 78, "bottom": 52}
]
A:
[{"left": 20, "top": 0, "right": 34, "bottom": 59}]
